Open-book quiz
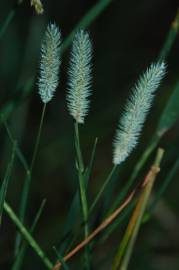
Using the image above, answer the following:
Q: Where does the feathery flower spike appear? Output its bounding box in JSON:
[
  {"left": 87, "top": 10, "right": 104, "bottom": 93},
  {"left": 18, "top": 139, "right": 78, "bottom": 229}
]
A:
[
  {"left": 38, "top": 23, "right": 61, "bottom": 103},
  {"left": 67, "top": 29, "right": 92, "bottom": 124},
  {"left": 113, "top": 62, "right": 166, "bottom": 165}
]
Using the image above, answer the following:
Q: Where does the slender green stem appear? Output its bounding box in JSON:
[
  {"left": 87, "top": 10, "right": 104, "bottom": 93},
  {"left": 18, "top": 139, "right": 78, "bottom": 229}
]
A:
[
  {"left": 15, "top": 103, "right": 47, "bottom": 255},
  {"left": 74, "top": 122, "right": 90, "bottom": 269},
  {"left": 89, "top": 165, "right": 117, "bottom": 213},
  {"left": 74, "top": 122, "right": 84, "bottom": 172},
  {"left": 4, "top": 201, "right": 53, "bottom": 269},
  {"left": 30, "top": 103, "right": 47, "bottom": 171}
]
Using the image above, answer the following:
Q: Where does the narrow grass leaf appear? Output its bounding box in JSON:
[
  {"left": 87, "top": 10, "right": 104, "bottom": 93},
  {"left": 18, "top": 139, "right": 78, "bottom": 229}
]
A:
[
  {"left": 4, "top": 201, "right": 53, "bottom": 269},
  {"left": 149, "top": 155, "right": 179, "bottom": 214},
  {"left": 61, "top": 0, "right": 112, "bottom": 53},
  {"left": 53, "top": 247, "right": 70, "bottom": 270},
  {"left": 157, "top": 80, "right": 179, "bottom": 136},
  {"left": 12, "top": 199, "right": 46, "bottom": 270},
  {"left": 0, "top": 144, "right": 16, "bottom": 225},
  {"left": 0, "top": 9, "right": 15, "bottom": 39},
  {"left": 159, "top": 8, "right": 179, "bottom": 60}
]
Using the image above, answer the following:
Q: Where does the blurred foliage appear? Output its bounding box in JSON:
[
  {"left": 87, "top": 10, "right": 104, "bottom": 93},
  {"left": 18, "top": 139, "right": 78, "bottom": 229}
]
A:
[{"left": 0, "top": 0, "right": 179, "bottom": 269}]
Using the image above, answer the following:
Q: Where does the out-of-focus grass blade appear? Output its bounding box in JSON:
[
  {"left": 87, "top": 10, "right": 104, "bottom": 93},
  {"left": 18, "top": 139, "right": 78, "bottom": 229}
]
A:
[
  {"left": 0, "top": 9, "right": 15, "bottom": 39},
  {"left": 53, "top": 247, "right": 70, "bottom": 270},
  {"left": 112, "top": 149, "right": 164, "bottom": 270},
  {"left": 2, "top": 118, "right": 29, "bottom": 172},
  {"left": 0, "top": 77, "right": 34, "bottom": 125},
  {"left": 0, "top": 143, "right": 16, "bottom": 225},
  {"left": 156, "top": 80, "right": 179, "bottom": 136},
  {"left": 61, "top": 0, "right": 112, "bottom": 53},
  {"left": 4, "top": 201, "right": 53, "bottom": 269},
  {"left": 159, "top": 8, "right": 179, "bottom": 60},
  {"left": 149, "top": 155, "right": 179, "bottom": 214},
  {"left": 12, "top": 199, "right": 46, "bottom": 270},
  {"left": 59, "top": 138, "right": 98, "bottom": 253}
]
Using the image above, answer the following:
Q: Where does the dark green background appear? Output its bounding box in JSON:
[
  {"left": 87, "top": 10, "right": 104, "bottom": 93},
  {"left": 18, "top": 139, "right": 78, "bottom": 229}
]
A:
[{"left": 0, "top": 0, "right": 179, "bottom": 269}]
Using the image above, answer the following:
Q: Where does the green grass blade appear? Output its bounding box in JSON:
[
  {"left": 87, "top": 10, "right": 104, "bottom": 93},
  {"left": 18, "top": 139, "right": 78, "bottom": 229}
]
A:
[
  {"left": 0, "top": 77, "right": 34, "bottom": 126},
  {"left": 12, "top": 199, "right": 46, "bottom": 270},
  {"left": 112, "top": 149, "right": 164, "bottom": 270},
  {"left": 90, "top": 165, "right": 117, "bottom": 213},
  {"left": 61, "top": 0, "right": 112, "bottom": 53},
  {"left": 2, "top": 118, "right": 29, "bottom": 172},
  {"left": 159, "top": 8, "right": 179, "bottom": 60},
  {"left": 149, "top": 155, "right": 179, "bottom": 214},
  {"left": 15, "top": 103, "right": 47, "bottom": 255},
  {"left": 4, "top": 201, "right": 53, "bottom": 269},
  {"left": 53, "top": 247, "right": 70, "bottom": 270},
  {"left": 0, "top": 143, "right": 16, "bottom": 225},
  {"left": 0, "top": 9, "right": 15, "bottom": 39},
  {"left": 156, "top": 80, "right": 179, "bottom": 136}
]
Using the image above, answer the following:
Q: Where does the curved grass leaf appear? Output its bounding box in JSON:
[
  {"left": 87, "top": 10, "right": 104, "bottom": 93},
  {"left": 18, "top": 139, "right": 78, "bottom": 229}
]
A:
[{"left": 157, "top": 80, "right": 179, "bottom": 136}]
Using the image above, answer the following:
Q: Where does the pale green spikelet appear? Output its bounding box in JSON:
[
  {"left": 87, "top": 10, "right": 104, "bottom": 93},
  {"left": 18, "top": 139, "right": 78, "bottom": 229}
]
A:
[
  {"left": 67, "top": 29, "right": 92, "bottom": 124},
  {"left": 113, "top": 62, "right": 166, "bottom": 165},
  {"left": 38, "top": 23, "right": 62, "bottom": 103},
  {"left": 31, "top": 0, "right": 44, "bottom": 14}
]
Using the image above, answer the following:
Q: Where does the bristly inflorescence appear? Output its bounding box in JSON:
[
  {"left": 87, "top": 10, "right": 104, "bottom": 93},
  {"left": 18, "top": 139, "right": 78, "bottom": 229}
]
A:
[
  {"left": 67, "top": 29, "right": 92, "bottom": 124},
  {"left": 113, "top": 62, "right": 166, "bottom": 165},
  {"left": 38, "top": 23, "right": 62, "bottom": 103}
]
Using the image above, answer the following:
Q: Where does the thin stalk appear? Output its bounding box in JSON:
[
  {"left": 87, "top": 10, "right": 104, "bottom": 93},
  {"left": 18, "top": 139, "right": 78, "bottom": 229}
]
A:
[
  {"left": 74, "top": 122, "right": 84, "bottom": 172},
  {"left": 4, "top": 201, "right": 53, "bottom": 269},
  {"left": 89, "top": 165, "right": 117, "bottom": 213},
  {"left": 74, "top": 122, "right": 90, "bottom": 269},
  {"left": 15, "top": 103, "right": 47, "bottom": 255}
]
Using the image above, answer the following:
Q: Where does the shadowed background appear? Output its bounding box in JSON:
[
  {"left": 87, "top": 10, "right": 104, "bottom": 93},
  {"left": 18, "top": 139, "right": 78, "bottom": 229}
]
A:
[{"left": 0, "top": 0, "right": 179, "bottom": 269}]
